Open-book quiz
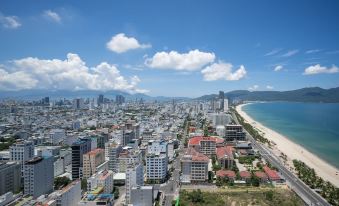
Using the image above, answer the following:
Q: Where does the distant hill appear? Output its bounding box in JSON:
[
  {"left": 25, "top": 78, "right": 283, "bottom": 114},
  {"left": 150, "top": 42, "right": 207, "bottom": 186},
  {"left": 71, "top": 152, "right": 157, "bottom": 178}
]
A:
[
  {"left": 197, "top": 87, "right": 339, "bottom": 103},
  {"left": 0, "top": 89, "right": 189, "bottom": 102}
]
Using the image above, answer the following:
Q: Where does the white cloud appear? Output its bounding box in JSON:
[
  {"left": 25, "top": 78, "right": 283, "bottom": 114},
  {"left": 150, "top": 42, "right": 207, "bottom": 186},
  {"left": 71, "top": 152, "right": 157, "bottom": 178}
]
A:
[
  {"left": 106, "top": 33, "right": 151, "bottom": 53},
  {"left": 274, "top": 65, "right": 283, "bottom": 71},
  {"left": 281, "top": 49, "right": 299, "bottom": 57},
  {"left": 248, "top": 85, "right": 259, "bottom": 91},
  {"left": 303, "top": 64, "right": 338, "bottom": 75},
  {"left": 0, "top": 13, "right": 21, "bottom": 29},
  {"left": 305, "top": 49, "right": 320, "bottom": 54},
  {"left": 0, "top": 53, "right": 148, "bottom": 93},
  {"left": 201, "top": 62, "right": 247, "bottom": 81},
  {"left": 43, "top": 10, "right": 61, "bottom": 23},
  {"left": 145, "top": 49, "right": 215, "bottom": 71},
  {"left": 264, "top": 48, "right": 281, "bottom": 56},
  {"left": 266, "top": 85, "right": 274, "bottom": 90}
]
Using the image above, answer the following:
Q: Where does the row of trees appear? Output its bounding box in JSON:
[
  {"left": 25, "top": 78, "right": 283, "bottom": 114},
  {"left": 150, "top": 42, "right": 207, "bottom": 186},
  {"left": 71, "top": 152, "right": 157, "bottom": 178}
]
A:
[
  {"left": 293, "top": 160, "right": 339, "bottom": 205},
  {"left": 232, "top": 109, "right": 270, "bottom": 145}
]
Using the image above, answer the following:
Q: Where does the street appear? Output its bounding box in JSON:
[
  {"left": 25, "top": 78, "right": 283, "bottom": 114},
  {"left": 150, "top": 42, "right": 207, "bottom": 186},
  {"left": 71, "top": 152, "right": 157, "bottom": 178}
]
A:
[{"left": 231, "top": 111, "right": 331, "bottom": 206}]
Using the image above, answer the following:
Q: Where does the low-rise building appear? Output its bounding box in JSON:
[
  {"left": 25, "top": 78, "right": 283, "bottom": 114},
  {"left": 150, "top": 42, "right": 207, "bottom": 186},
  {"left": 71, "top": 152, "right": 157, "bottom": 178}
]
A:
[{"left": 216, "top": 170, "right": 236, "bottom": 182}]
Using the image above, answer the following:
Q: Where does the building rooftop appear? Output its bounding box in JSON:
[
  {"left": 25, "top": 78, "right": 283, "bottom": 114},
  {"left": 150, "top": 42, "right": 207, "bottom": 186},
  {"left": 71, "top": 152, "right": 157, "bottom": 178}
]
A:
[
  {"left": 216, "top": 170, "right": 236, "bottom": 178},
  {"left": 216, "top": 146, "right": 234, "bottom": 160},
  {"left": 188, "top": 136, "right": 224, "bottom": 146},
  {"left": 263, "top": 166, "right": 280, "bottom": 180}
]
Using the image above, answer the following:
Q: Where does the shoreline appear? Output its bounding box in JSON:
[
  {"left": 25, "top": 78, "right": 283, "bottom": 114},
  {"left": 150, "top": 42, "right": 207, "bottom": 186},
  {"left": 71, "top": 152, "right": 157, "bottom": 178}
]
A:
[{"left": 236, "top": 103, "right": 339, "bottom": 187}]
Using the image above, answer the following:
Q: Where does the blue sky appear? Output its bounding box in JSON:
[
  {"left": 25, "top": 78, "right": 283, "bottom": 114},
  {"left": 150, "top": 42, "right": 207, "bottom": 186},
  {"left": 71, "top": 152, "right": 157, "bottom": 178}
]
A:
[{"left": 0, "top": 0, "right": 339, "bottom": 97}]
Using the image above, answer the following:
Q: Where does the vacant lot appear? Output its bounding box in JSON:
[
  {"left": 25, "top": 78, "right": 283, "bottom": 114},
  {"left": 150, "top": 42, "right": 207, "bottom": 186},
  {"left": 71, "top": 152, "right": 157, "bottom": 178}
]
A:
[{"left": 179, "top": 188, "right": 303, "bottom": 206}]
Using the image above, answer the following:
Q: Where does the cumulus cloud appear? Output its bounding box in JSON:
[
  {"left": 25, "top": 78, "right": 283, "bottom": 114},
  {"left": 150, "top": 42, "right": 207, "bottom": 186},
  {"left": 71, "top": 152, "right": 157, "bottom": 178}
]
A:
[
  {"left": 106, "top": 33, "right": 151, "bottom": 53},
  {"left": 266, "top": 85, "right": 274, "bottom": 90},
  {"left": 145, "top": 49, "right": 215, "bottom": 71},
  {"left": 43, "top": 10, "right": 61, "bottom": 23},
  {"left": 281, "top": 49, "right": 299, "bottom": 57},
  {"left": 201, "top": 62, "right": 247, "bottom": 81},
  {"left": 303, "top": 64, "right": 338, "bottom": 75},
  {"left": 274, "top": 65, "right": 283, "bottom": 71},
  {"left": 0, "top": 53, "right": 148, "bottom": 93},
  {"left": 248, "top": 85, "right": 259, "bottom": 91},
  {"left": 0, "top": 13, "right": 21, "bottom": 29}
]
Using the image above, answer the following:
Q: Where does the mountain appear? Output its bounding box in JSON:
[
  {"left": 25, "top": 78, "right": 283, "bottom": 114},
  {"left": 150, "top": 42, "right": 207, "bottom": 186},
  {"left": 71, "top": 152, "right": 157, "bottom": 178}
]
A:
[
  {"left": 197, "top": 87, "right": 339, "bottom": 103},
  {"left": 0, "top": 90, "right": 189, "bottom": 102}
]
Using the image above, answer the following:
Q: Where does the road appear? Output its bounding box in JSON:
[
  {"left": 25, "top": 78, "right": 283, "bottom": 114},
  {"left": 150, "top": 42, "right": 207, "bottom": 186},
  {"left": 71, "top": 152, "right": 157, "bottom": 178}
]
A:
[
  {"left": 161, "top": 117, "right": 188, "bottom": 206},
  {"left": 231, "top": 111, "right": 330, "bottom": 206}
]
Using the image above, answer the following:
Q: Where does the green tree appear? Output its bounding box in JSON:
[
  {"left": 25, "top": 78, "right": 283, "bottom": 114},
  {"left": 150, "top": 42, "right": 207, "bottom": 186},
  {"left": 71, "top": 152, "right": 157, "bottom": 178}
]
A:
[
  {"left": 54, "top": 176, "right": 71, "bottom": 190},
  {"left": 81, "top": 178, "right": 87, "bottom": 191}
]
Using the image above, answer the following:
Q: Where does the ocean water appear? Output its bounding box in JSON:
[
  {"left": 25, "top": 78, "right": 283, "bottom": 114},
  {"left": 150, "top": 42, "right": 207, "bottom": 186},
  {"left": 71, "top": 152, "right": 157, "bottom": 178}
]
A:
[{"left": 242, "top": 102, "right": 339, "bottom": 169}]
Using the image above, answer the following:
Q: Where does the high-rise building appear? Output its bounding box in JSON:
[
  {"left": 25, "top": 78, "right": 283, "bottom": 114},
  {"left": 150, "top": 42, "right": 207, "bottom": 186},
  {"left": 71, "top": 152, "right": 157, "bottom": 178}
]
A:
[
  {"left": 72, "top": 98, "right": 84, "bottom": 110},
  {"left": 181, "top": 148, "right": 209, "bottom": 183},
  {"left": 219, "top": 91, "right": 225, "bottom": 110},
  {"left": 225, "top": 125, "right": 246, "bottom": 141},
  {"left": 105, "top": 141, "right": 122, "bottom": 173},
  {"left": 219, "top": 91, "right": 225, "bottom": 100},
  {"left": 146, "top": 153, "right": 168, "bottom": 183},
  {"left": 122, "top": 130, "right": 135, "bottom": 146},
  {"left": 9, "top": 140, "right": 34, "bottom": 174},
  {"left": 126, "top": 163, "right": 144, "bottom": 204},
  {"left": 23, "top": 156, "right": 54, "bottom": 198},
  {"left": 98, "top": 94, "right": 104, "bottom": 106},
  {"left": 83, "top": 148, "right": 105, "bottom": 178},
  {"left": 224, "top": 98, "right": 229, "bottom": 112},
  {"left": 0, "top": 162, "right": 21, "bottom": 195},
  {"left": 115, "top": 95, "right": 125, "bottom": 105},
  {"left": 118, "top": 149, "right": 142, "bottom": 173},
  {"left": 71, "top": 139, "right": 91, "bottom": 179},
  {"left": 147, "top": 140, "right": 168, "bottom": 157}
]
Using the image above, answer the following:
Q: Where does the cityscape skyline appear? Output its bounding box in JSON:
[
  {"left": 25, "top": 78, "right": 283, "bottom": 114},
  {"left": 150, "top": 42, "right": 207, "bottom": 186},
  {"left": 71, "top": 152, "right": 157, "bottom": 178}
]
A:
[{"left": 1, "top": 0, "right": 339, "bottom": 97}]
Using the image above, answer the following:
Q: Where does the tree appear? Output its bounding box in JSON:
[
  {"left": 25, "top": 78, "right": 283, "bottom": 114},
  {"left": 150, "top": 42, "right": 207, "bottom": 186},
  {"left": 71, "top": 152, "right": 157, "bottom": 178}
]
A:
[
  {"left": 208, "top": 171, "right": 215, "bottom": 183},
  {"left": 264, "top": 190, "right": 274, "bottom": 201},
  {"left": 54, "top": 176, "right": 71, "bottom": 190},
  {"left": 190, "top": 189, "right": 204, "bottom": 203},
  {"left": 81, "top": 178, "right": 87, "bottom": 191}
]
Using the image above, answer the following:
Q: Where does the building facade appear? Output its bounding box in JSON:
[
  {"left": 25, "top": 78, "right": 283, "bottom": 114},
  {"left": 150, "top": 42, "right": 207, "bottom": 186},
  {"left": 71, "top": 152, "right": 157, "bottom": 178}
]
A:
[
  {"left": 23, "top": 156, "right": 54, "bottom": 198},
  {"left": 0, "top": 162, "right": 21, "bottom": 195}
]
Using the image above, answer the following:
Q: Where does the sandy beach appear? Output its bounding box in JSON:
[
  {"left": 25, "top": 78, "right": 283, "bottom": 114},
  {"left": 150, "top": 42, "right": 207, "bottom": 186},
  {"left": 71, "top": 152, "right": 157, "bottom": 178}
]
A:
[{"left": 236, "top": 104, "right": 339, "bottom": 187}]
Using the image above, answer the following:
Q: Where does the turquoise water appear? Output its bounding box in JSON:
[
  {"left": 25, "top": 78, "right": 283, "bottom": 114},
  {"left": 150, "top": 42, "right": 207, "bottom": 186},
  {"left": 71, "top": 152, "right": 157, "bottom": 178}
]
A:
[{"left": 242, "top": 102, "right": 339, "bottom": 169}]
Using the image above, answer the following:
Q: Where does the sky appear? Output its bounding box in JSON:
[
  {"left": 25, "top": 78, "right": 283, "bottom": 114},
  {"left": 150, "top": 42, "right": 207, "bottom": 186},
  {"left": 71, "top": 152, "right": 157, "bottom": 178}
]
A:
[{"left": 0, "top": 0, "right": 339, "bottom": 97}]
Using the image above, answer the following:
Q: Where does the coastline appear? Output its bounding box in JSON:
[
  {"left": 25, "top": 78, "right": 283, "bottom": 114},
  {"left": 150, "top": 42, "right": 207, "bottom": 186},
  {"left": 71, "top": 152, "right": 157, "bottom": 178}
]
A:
[{"left": 236, "top": 103, "right": 339, "bottom": 187}]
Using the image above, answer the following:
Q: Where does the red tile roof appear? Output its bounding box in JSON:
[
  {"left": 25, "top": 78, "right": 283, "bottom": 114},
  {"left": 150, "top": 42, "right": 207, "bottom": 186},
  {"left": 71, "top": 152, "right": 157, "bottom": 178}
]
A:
[
  {"left": 254, "top": 171, "right": 268, "bottom": 179},
  {"left": 216, "top": 146, "right": 234, "bottom": 160},
  {"left": 263, "top": 166, "right": 280, "bottom": 180},
  {"left": 188, "top": 136, "right": 224, "bottom": 146},
  {"left": 239, "top": 171, "right": 251, "bottom": 178},
  {"left": 216, "top": 170, "right": 236, "bottom": 178},
  {"left": 185, "top": 148, "right": 209, "bottom": 162}
]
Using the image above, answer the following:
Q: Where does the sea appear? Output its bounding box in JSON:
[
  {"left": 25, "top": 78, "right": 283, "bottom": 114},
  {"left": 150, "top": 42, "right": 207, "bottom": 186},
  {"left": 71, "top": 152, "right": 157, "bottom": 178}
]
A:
[{"left": 242, "top": 102, "right": 339, "bottom": 169}]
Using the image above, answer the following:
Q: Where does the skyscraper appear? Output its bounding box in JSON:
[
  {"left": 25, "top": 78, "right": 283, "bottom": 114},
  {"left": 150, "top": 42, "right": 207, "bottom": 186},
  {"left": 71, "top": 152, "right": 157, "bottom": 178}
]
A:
[
  {"left": 219, "top": 91, "right": 225, "bottom": 110},
  {"left": 98, "top": 94, "right": 104, "bottom": 106},
  {"left": 116, "top": 95, "right": 125, "bottom": 105}
]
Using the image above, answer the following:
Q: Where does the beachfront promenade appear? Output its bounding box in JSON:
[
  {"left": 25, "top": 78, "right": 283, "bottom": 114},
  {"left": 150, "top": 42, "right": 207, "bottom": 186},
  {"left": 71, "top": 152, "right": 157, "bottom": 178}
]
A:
[{"left": 231, "top": 111, "right": 331, "bottom": 206}]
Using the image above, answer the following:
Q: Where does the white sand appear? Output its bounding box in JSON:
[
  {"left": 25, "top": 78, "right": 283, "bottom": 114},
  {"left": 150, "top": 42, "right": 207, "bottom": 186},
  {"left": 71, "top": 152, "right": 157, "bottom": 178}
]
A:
[{"left": 236, "top": 104, "right": 339, "bottom": 187}]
